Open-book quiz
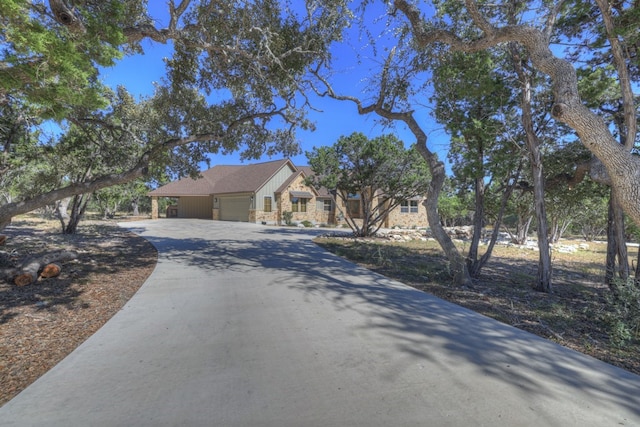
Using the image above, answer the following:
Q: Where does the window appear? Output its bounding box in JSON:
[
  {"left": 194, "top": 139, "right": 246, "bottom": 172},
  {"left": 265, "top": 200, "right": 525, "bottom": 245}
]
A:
[
  {"left": 323, "top": 199, "right": 332, "bottom": 212},
  {"left": 264, "top": 196, "right": 272, "bottom": 213},
  {"left": 291, "top": 196, "right": 308, "bottom": 213},
  {"left": 401, "top": 200, "right": 419, "bottom": 214},
  {"left": 347, "top": 199, "right": 361, "bottom": 218}
]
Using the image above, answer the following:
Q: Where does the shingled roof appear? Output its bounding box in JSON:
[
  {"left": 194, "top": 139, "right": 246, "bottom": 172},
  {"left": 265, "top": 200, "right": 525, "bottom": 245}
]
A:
[
  {"left": 296, "top": 166, "right": 331, "bottom": 197},
  {"left": 148, "top": 159, "right": 296, "bottom": 197}
]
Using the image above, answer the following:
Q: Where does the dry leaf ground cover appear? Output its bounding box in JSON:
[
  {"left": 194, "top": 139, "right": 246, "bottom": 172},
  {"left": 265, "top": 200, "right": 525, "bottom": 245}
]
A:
[
  {"left": 0, "top": 216, "right": 157, "bottom": 406},
  {"left": 315, "top": 235, "right": 640, "bottom": 376}
]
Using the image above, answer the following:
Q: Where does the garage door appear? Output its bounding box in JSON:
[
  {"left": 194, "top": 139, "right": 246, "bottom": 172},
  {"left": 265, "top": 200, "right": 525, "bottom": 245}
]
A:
[{"left": 219, "top": 196, "right": 250, "bottom": 222}]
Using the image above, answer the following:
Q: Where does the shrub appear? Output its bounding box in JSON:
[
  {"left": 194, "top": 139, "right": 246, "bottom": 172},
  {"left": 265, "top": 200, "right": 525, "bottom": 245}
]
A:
[
  {"left": 604, "top": 278, "right": 640, "bottom": 346},
  {"left": 300, "top": 220, "right": 313, "bottom": 228},
  {"left": 282, "top": 211, "right": 293, "bottom": 226}
]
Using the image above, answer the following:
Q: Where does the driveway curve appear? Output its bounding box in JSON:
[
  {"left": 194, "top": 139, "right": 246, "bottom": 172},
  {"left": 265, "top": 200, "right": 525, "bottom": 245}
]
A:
[{"left": 1, "top": 219, "right": 639, "bottom": 426}]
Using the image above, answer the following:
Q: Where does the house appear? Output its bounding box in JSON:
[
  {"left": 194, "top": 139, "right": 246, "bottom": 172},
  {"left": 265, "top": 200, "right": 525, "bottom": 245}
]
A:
[
  {"left": 148, "top": 159, "right": 428, "bottom": 227},
  {"left": 149, "top": 159, "right": 321, "bottom": 224}
]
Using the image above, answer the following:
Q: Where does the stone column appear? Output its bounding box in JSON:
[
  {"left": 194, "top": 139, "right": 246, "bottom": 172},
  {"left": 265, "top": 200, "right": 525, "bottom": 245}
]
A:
[{"left": 151, "top": 197, "right": 158, "bottom": 219}]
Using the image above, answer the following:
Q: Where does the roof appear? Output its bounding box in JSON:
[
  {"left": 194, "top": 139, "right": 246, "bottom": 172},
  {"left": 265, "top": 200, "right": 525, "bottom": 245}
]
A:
[
  {"left": 290, "top": 191, "right": 314, "bottom": 199},
  {"left": 296, "top": 166, "right": 331, "bottom": 197},
  {"left": 148, "top": 159, "right": 296, "bottom": 197}
]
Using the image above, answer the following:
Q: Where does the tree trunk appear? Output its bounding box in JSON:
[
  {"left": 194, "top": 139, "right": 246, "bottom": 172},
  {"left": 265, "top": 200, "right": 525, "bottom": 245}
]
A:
[
  {"left": 56, "top": 197, "right": 71, "bottom": 232},
  {"left": 475, "top": 171, "right": 519, "bottom": 276},
  {"left": 421, "top": 150, "right": 472, "bottom": 286},
  {"left": 64, "top": 193, "right": 91, "bottom": 234},
  {"left": 605, "top": 190, "right": 629, "bottom": 288},
  {"left": 514, "top": 215, "right": 532, "bottom": 245},
  {"left": 467, "top": 160, "right": 485, "bottom": 277}
]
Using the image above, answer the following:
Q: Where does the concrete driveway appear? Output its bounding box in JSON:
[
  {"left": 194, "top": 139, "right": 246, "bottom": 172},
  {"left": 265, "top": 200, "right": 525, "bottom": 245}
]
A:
[{"left": 1, "top": 219, "right": 639, "bottom": 426}]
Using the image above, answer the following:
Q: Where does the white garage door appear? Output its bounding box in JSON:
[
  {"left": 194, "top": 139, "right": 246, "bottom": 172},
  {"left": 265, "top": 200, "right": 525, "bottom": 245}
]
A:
[{"left": 219, "top": 196, "right": 251, "bottom": 222}]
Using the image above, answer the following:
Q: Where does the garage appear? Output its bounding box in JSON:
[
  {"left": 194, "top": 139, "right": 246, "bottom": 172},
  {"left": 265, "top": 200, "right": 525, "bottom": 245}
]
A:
[
  {"left": 176, "top": 196, "right": 213, "bottom": 219},
  {"left": 219, "top": 196, "right": 251, "bottom": 222}
]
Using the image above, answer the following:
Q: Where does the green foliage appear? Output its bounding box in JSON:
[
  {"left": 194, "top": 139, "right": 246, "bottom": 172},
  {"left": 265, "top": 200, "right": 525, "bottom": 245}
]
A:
[
  {"left": 306, "top": 132, "right": 430, "bottom": 237},
  {"left": 300, "top": 220, "right": 313, "bottom": 228},
  {"left": 1, "top": 1, "right": 351, "bottom": 231},
  {"left": 0, "top": 0, "right": 133, "bottom": 119},
  {"left": 282, "top": 211, "right": 294, "bottom": 226},
  {"left": 604, "top": 279, "right": 640, "bottom": 346}
]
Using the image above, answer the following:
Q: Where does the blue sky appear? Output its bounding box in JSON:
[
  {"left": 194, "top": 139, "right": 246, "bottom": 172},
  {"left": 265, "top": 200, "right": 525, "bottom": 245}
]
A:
[{"left": 98, "top": 3, "right": 451, "bottom": 170}]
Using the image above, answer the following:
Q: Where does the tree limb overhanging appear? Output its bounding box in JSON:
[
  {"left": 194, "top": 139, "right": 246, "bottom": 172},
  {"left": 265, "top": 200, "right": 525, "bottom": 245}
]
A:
[
  {"left": 393, "top": 0, "right": 640, "bottom": 227},
  {"left": 0, "top": 109, "right": 288, "bottom": 230}
]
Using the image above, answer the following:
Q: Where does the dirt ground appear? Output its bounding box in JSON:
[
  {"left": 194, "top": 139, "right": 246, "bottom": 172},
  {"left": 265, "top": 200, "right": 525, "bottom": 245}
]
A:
[
  {"left": 316, "top": 235, "right": 640, "bottom": 376},
  {"left": 0, "top": 217, "right": 157, "bottom": 406}
]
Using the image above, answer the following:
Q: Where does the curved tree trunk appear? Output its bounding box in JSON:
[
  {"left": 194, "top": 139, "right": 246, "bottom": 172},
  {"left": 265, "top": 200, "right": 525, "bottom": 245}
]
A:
[{"left": 422, "top": 153, "right": 472, "bottom": 285}]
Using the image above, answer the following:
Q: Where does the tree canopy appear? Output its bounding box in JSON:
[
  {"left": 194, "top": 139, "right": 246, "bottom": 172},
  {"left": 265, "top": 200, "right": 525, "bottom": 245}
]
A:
[
  {"left": 0, "top": 0, "right": 351, "bottom": 231},
  {"left": 306, "top": 132, "right": 430, "bottom": 237}
]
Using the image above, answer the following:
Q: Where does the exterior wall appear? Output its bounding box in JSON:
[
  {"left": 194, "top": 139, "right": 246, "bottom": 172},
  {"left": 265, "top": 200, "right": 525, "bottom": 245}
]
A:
[
  {"left": 253, "top": 203, "right": 279, "bottom": 224},
  {"left": 255, "top": 164, "right": 296, "bottom": 210},
  {"left": 385, "top": 199, "right": 428, "bottom": 228},
  {"left": 177, "top": 196, "right": 214, "bottom": 219},
  {"left": 314, "top": 197, "right": 336, "bottom": 225},
  {"left": 277, "top": 174, "right": 317, "bottom": 224},
  {"left": 331, "top": 196, "right": 428, "bottom": 229}
]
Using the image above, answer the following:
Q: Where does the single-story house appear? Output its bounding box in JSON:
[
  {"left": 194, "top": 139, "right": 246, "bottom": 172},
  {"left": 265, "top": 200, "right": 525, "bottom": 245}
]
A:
[{"left": 148, "top": 159, "right": 428, "bottom": 227}]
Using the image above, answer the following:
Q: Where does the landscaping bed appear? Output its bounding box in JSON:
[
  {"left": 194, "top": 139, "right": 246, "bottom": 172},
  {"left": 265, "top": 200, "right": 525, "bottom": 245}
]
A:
[{"left": 0, "top": 217, "right": 157, "bottom": 406}]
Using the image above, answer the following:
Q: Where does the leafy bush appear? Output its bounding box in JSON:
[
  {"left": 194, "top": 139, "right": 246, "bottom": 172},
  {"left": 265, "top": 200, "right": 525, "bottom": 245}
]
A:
[
  {"left": 282, "top": 211, "right": 293, "bottom": 226},
  {"left": 300, "top": 220, "right": 313, "bottom": 228},
  {"left": 604, "top": 278, "right": 640, "bottom": 346}
]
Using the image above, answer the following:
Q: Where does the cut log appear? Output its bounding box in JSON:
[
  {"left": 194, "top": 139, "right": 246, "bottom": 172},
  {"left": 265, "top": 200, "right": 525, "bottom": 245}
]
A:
[
  {"left": 14, "top": 272, "right": 35, "bottom": 287},
  {"left": 12, "top": 250, "right": 78, "bottom": 286},
  {"left": 40, "top": 263, "right": 62, "bottom": 278}
]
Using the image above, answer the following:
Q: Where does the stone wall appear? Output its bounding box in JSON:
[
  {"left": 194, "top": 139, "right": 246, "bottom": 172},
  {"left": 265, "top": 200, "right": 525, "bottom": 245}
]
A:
[
  {"left": 277, "top": 174, "right": 317, "bottom": 224},
  {"left": 385, "top": 200, "right": 428, "bottom": 228}
]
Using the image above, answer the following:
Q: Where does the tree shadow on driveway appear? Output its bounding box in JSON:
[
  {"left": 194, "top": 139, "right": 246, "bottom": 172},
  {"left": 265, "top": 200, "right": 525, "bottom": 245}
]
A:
[{"left": 125, "top": 222, "right": 640, "bottom": 421}]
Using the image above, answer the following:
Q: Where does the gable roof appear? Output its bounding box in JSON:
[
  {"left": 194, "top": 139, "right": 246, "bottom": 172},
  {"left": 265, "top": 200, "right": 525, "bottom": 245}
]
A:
[
  {"left": 211, "top": 159, "right": 294, "bottom": 195},
  {"left": 148, "top": 159, "right": 296, "bottom": 197},
  {"left": 296, "top": 166, "right": 331, "bottom": 198},
  {"left": 274, "top": 169, "right": 319, "bottom": 197}
]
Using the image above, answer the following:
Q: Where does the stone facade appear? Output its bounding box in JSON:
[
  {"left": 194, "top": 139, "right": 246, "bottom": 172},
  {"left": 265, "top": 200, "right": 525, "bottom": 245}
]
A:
[
  {"left": 277, "top": 174, "right": 317, "bottom": 225},
  {"left": 385, "top": 199, "right": 428, "bottom": 228}
]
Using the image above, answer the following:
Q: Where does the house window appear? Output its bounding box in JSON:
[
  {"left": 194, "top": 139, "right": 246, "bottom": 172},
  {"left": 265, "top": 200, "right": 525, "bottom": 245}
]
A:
[
  {"left": 323, "top": 199, "right": 332, "bottom": 212},
  {"left": 347, "top": 199, "right": 361, "bottom": 218},
  {"left": 401, "top": 200, "right": 419, "bottom": 213},
  {"left": 264, "top": 196, "right": 272, "bottom": 213},
  {"left": 290, "top": 196, "right": 308, "bottom": 213}
]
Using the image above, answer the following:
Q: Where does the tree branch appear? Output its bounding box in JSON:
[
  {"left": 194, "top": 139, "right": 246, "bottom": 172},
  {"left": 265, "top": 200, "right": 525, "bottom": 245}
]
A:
[{"left": 393, "top": 0, "right": 640, "bottom": 227}]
